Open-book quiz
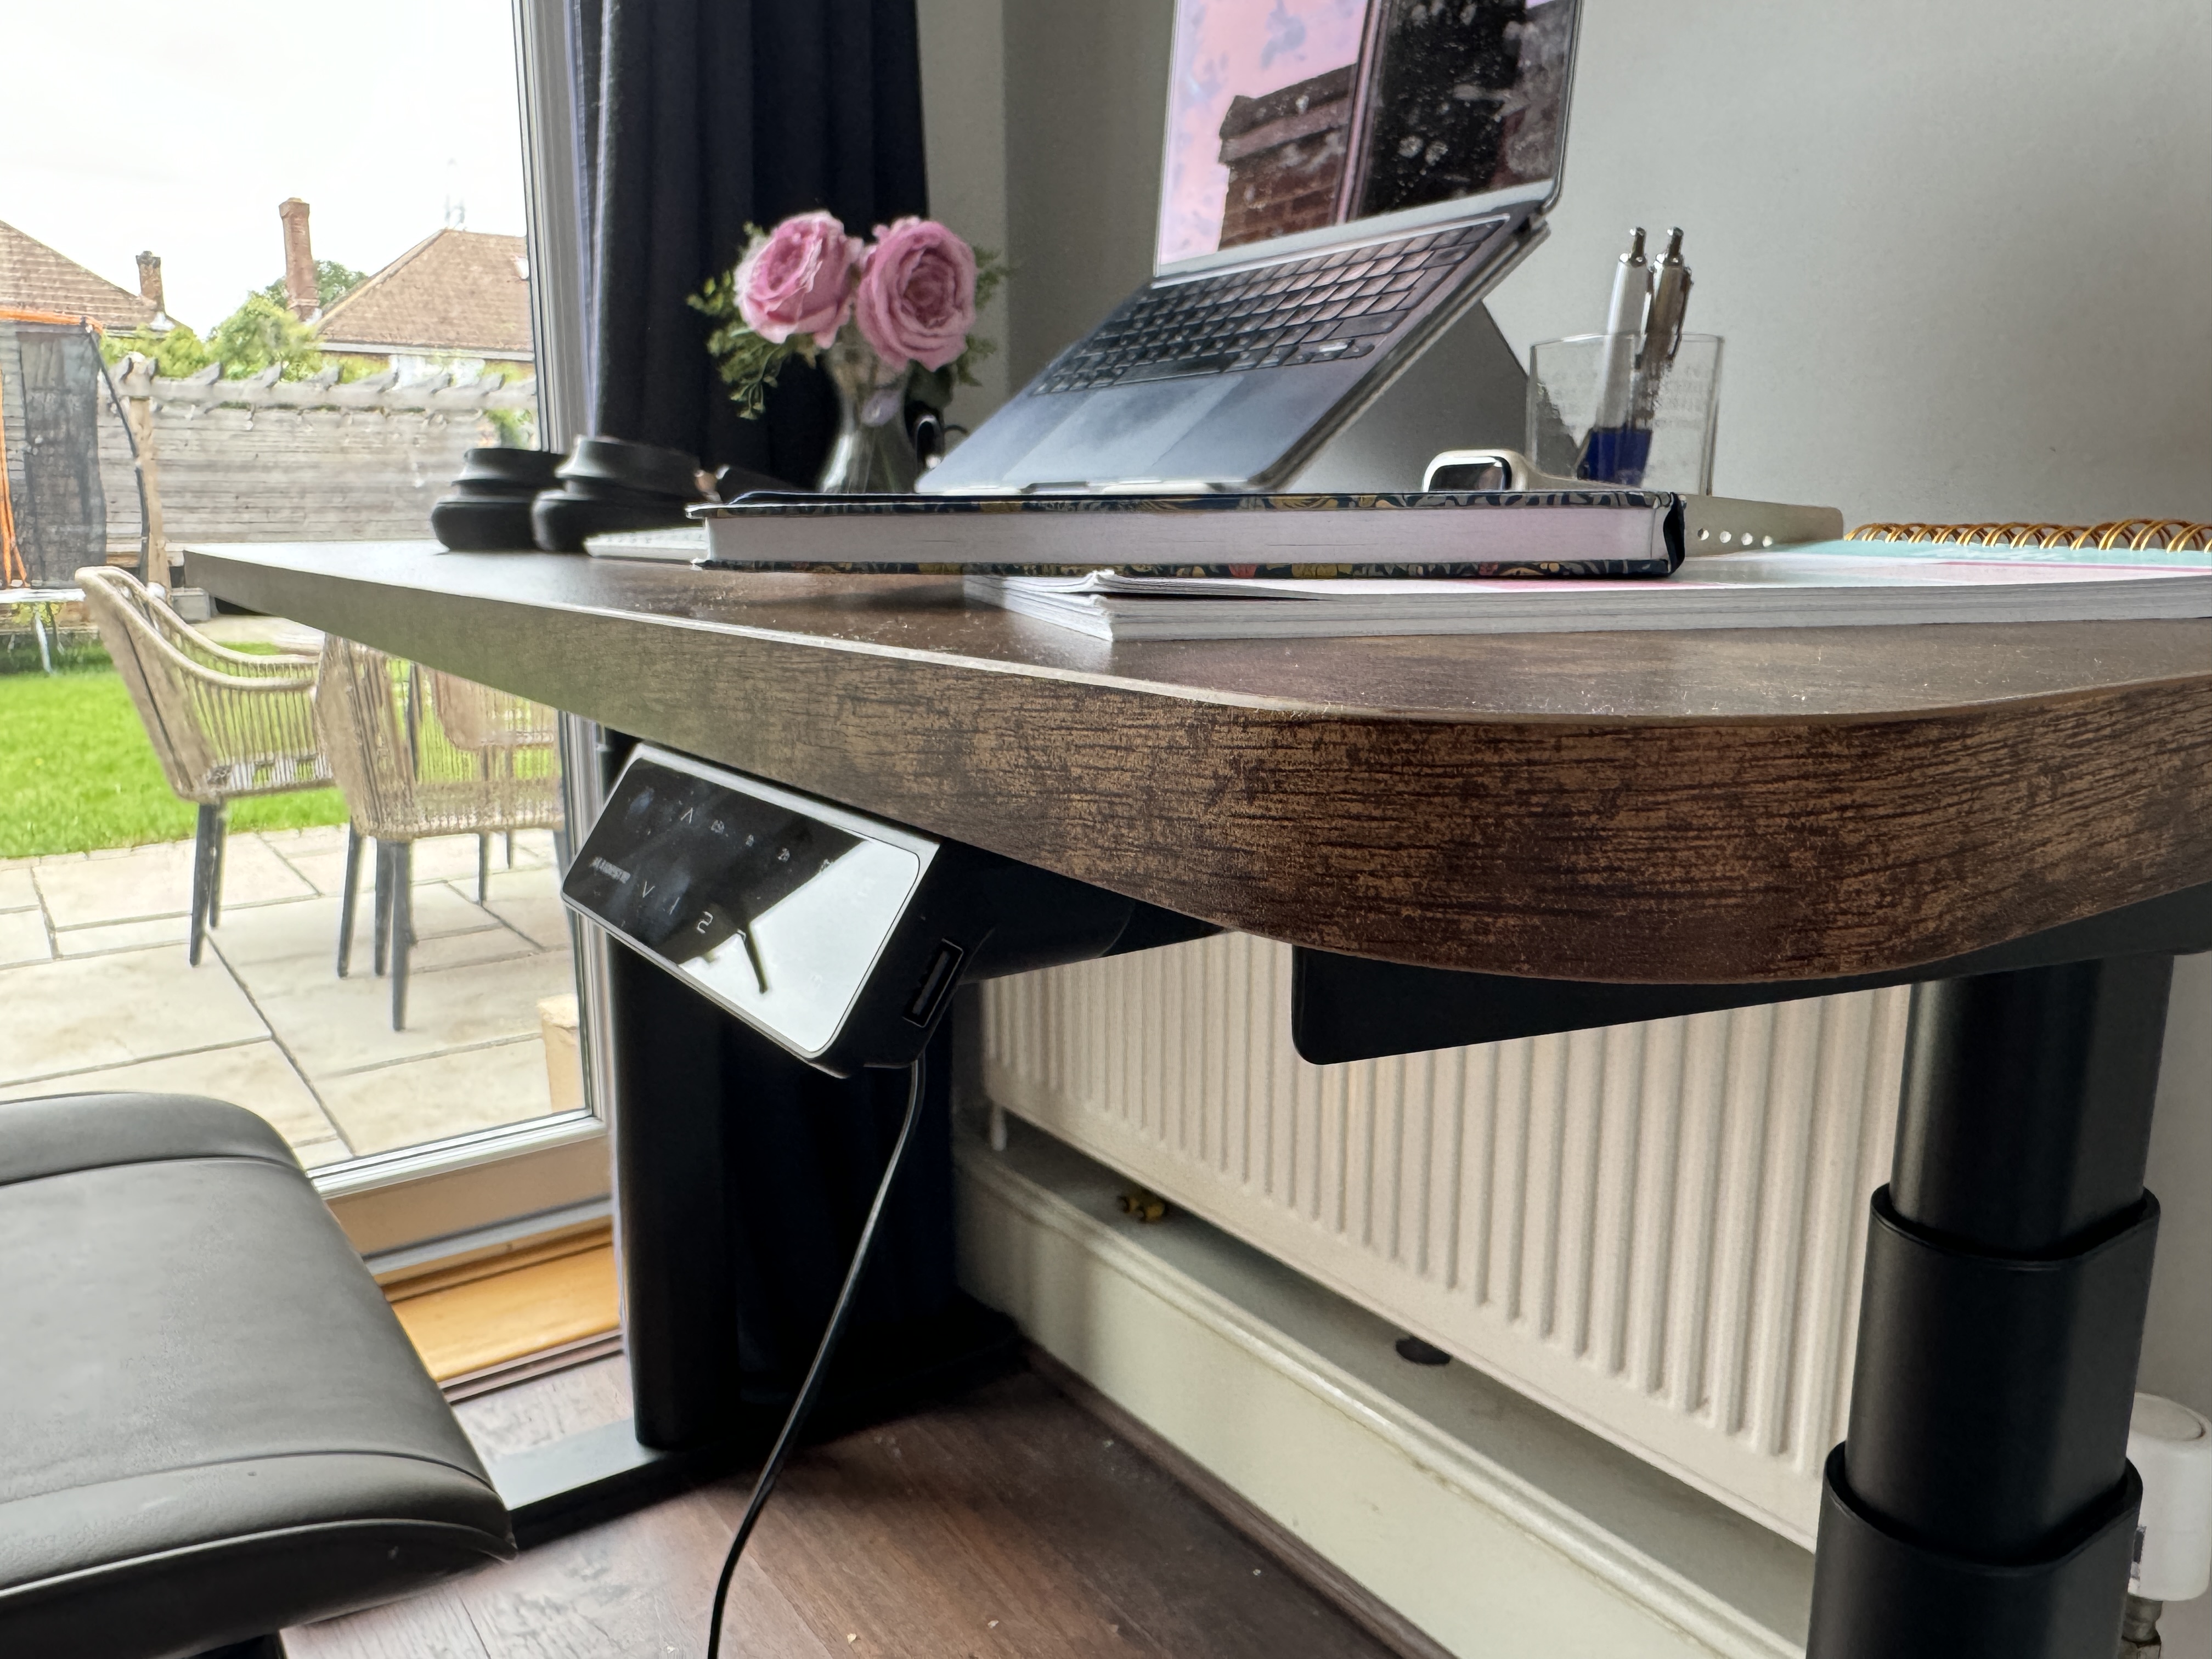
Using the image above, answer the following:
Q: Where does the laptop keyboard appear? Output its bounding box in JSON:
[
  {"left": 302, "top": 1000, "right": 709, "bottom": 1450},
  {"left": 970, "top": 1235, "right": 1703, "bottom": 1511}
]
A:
[{"left": 1036, "top": 218, "right": 1503, "bottom": 395}]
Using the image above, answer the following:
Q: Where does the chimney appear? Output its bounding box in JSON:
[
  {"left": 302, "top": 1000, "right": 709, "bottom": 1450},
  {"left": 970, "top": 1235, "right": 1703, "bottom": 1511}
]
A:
[
  {"left": 278, "top": 198, "right": 317, "bottom": 320},
  {"left": 136, "top": 251, "right": 165, "bottom": 315}
]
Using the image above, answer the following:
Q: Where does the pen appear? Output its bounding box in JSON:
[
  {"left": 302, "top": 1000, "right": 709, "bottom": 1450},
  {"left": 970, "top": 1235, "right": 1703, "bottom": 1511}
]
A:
[
  {"left": 1594, "top": 227, "right": 1649, "bottom": 428},
  {"left": 1578, "top": 227, "right": 1650, "bottom": 483},
  {"left": 1632, "top": 227, "right": 1691, "bottom": 429}
]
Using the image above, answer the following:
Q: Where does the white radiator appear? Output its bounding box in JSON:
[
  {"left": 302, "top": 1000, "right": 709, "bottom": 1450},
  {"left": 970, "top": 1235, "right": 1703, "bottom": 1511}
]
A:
[{"left": 979, "top": 933, "right": 1909, "bottom": 1547}]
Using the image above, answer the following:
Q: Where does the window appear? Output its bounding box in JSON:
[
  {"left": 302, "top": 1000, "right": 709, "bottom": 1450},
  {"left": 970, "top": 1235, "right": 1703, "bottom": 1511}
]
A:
[{"left": 0, "top": 0, "right": 603, "bottom": 1255}]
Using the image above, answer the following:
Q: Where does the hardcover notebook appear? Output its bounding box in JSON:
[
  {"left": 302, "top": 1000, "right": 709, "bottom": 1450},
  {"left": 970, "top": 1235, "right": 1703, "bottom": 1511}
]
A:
[
  {"left": 967, "top": 534, "right": 2212, "bottom": 641},
  {"left": 695, "top": 489, "right": 1686, "bottom": 578}
]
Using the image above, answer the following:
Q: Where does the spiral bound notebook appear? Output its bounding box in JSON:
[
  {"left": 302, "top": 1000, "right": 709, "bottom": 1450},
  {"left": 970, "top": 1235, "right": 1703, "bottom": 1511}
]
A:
[{"left": 967, "top": 520, "right": 2212, "bottom": 641}]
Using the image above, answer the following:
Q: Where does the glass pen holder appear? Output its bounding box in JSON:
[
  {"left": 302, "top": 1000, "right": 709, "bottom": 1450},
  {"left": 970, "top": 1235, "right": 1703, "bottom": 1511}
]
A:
[{"left": 1526, "top": 332, "right": 1723, "bottom": 492}]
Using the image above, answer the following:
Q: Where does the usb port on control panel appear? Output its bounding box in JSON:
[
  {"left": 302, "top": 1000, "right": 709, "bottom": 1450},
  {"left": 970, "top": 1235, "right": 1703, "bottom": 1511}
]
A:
[{"left": 904, "top": 942, "right": 965, "bottom": 1026}]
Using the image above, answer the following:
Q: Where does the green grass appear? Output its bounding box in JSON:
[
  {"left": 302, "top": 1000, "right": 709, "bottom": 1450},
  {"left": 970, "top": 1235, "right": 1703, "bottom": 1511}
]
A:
[{"left": 0, "top": 662, "right": 348, "bottom": 857}]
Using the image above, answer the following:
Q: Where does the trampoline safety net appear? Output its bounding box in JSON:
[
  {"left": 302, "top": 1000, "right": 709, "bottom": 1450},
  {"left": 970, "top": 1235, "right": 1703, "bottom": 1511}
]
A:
[{"left": 0, "top": 318, "right": 123, "bottom": 588}]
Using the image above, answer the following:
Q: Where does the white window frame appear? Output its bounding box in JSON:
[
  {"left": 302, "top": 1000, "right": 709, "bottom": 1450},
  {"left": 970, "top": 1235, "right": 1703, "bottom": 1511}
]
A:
[{"left": 317, "top": 0, "right": 611, "bottom": 1257}]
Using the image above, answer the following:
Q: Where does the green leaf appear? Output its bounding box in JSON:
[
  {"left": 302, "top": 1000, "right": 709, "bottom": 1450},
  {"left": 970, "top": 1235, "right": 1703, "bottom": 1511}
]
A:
[{"left": 689, "top": 228, "right": 809, "bottom": 419}]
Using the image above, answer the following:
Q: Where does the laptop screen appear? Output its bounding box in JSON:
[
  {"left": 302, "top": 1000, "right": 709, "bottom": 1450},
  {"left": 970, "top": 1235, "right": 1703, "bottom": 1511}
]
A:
[{"left": 1156, "top": 0, "right": 1578, "bottom": 273}]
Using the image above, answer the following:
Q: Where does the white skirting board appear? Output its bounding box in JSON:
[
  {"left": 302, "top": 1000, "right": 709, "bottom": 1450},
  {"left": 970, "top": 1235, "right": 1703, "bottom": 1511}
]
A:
[{"left": 957, "top": 1115, "right": 1812, "bottom": 1659}]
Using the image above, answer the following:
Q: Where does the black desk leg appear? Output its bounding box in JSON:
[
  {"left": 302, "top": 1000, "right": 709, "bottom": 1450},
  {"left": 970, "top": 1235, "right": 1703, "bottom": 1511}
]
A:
[
  {"left": 1809, "top": 956, "right": 2171, "bottom": 1657},
  {"left": 606, "top": 943, "right": 739, "bottom": 1449}
]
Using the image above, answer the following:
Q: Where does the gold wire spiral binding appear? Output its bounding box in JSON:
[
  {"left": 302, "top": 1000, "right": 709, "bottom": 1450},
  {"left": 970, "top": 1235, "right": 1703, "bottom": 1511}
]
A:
[{"left": 1849, "top": 520, "right": 2212, "bottom": 551}]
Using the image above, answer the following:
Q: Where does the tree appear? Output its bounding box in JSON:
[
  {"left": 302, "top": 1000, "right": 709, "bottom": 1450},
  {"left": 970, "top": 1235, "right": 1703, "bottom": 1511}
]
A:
[
  {"left": 259, "top": 258, "right": 366, "bottom": 313},
  {"left": 99, "top": 321, "right": 212, "bottom": 378},
  {"left": 97, "top": 258, "right": 375, "bottom": 382},
  {"left": 207, "top": 292, "right": 327, "bottom": 380}
]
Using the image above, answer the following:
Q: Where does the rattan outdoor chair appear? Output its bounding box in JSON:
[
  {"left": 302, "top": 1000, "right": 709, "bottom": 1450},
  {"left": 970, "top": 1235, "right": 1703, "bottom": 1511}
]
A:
[
  {"left": 314, "top": 636, "right": 563, "bottom": 1030},
  {"left": 421, "top": 667, "right": 561, "bottom": 902},
  {"left": 75, "top": 567, "right": 332, "bottom": 966}
]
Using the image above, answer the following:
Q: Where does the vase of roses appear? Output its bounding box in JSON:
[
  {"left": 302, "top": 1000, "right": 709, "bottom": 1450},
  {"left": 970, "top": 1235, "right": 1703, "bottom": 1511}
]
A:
[{"left": 692, "top": 211, "right": 1004, "bottom": 494}]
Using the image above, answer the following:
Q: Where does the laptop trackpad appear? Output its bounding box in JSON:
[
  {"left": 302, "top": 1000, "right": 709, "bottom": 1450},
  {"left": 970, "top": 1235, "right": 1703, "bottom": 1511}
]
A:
[{"left": 1007, "top": 377, "right": 1242, "bottom": 486}]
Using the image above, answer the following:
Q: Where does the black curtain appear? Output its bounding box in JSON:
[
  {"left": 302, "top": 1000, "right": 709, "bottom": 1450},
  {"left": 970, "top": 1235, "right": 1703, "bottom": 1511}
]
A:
[
  {"left": 570, "top": 15, "right": 948, "bottom": 1409},
  {"left": 571, "top": 0, "right": 928, "bottom": 486}
]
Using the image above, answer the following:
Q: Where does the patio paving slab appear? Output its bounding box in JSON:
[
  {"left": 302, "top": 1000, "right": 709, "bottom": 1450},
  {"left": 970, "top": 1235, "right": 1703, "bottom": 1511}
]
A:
[
  {"left": 203, "top": 895, "right": 368, "bottom": 974},
  {"left": 406, "top": 881, "right": 533, "bottom": 941},
  {"left": 244, "top": 950, "right": 577, "bottom": 1078},
  {"left": 402, "top": 834, "right": 532, "bottom": 886},
  {"left": 276, "top": 848, "right": 351, "bottom": 898},
  {"left": 0, "top": 1039, "right": 343, "bottom": 1158},
  {"left": 0, "top": 946, "right": 268, "bottom": 1085},
  {"left": 54, "top": 917, "right": 187, "bottom": 957},
  {"left": 480, "top": 865, "right": 563, "bottom": 902},
  {"left": 278, "top": 830, "right": 549, "bottom": 900},
  {"left": 257, "top": 825, "right": 351, "bottom": 853},
  {"left": 206, "top": 886, "right": 504, "bottom": 974},
  {"left": 0, "top": 830, "right": 580, "bottom": 1171},
  {"left": 0, "top": 909, "right": 52, "bottom": 968},
  {"left": 403, "top": 924, "right": 545, "bottom": 975},
  {"left": 484, "top": 890, "right": 572, "bottom": 953},
  {"left": 318, "top": 1037, "right": 555, "bottom": 1155},
  {"left": 34, "top": 836, "right": 313, "bottom": 929}
]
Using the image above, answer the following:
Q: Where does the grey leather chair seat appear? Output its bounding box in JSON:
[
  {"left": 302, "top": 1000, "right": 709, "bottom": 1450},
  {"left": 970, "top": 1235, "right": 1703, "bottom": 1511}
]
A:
[{"left": 0, "top": 1094, "right": 516, "bottom": 1658}]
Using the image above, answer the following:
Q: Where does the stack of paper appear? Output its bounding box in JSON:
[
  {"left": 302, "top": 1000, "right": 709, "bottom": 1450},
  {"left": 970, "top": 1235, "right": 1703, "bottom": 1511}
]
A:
[{"left": 966, "top": 541, "right": 2212, "bottom": 641}]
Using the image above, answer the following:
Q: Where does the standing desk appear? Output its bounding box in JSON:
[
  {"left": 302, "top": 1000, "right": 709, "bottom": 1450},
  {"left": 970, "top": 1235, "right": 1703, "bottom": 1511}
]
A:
[{"left": 190, "top": 541, "right": 2212, "bottom": 1658}]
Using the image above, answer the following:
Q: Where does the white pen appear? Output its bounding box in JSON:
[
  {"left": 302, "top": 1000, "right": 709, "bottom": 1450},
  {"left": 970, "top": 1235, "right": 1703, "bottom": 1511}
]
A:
[
  {"left": 1632, "top": 227, "right": 1691, "bottom": 428},
  {"left": 1593, "top": 227, "right": 1650, "bottom": 430}
]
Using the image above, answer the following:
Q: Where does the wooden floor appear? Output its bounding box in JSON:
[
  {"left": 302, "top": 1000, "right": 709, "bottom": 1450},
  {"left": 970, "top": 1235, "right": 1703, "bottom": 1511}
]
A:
[{"left": 287, "top": 1363, "right": 1407, "bottom": 1659}]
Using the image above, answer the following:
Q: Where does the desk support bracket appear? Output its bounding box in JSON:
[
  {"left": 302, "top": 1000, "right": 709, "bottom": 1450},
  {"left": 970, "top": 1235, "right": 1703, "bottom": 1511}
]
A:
[
  {"left": 1807, "top": 955, "right": 2170, "bottom": 1658},
  {"left": 1290, "top": 879, "right": 2212, "bottom": 1063}
]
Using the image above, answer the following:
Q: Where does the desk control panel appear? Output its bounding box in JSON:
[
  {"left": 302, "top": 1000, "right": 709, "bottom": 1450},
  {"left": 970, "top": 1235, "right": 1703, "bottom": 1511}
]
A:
[{"left": 563, "top": 744, "right": 1214, "bottom": 1075}]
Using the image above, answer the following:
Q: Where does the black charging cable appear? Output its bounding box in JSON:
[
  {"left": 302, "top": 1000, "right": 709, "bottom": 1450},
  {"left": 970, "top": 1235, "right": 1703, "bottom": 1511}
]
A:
[{"left": 704, "top": 1053, "right": 928, "bottom": 1659}]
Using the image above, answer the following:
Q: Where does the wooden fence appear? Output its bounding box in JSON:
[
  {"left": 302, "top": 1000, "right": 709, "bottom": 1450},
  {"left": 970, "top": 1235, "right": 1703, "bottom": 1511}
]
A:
[{"left": 103, "top": 356, "right": 538, "bottom": 556}]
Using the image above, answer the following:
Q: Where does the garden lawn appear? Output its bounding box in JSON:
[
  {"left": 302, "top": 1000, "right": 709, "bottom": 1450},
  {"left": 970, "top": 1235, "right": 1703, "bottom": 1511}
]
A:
[{"left": 0, "top": 665, "right": 348, "bottom": 857}]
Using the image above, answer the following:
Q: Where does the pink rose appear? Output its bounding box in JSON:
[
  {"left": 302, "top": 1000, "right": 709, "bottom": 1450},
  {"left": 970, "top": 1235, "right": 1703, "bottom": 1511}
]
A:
[
  {"left": 736, "top": 211, "right": 862, "bottom": 345},
  {"left": 855, "top": 217, "right": 977, "bottom": 371}
]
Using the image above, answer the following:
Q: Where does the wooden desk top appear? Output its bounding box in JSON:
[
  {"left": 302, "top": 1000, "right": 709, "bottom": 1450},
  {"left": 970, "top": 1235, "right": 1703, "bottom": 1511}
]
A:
[{"left": 187, "top": 541, "right": 2212, "bottom": 984}]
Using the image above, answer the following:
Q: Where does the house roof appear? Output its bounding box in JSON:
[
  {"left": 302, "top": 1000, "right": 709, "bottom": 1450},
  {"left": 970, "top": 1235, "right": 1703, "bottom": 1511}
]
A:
[
  {"left": 316, "top": 228, "right": 533, "bottom": 358},
  {"left": 0, "top": 219, "right": 156, "bottom": 331}
]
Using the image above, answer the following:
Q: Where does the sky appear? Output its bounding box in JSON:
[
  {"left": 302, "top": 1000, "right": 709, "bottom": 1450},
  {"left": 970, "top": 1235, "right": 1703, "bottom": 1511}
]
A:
[{"left": 2, "top": 0, "right": 528, "bottom": 331}]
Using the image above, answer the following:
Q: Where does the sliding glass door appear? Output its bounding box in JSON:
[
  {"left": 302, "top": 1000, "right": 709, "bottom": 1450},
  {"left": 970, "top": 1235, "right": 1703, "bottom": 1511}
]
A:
[{"left": 0, "top": 0, "right": 607, "bottom": 1261}]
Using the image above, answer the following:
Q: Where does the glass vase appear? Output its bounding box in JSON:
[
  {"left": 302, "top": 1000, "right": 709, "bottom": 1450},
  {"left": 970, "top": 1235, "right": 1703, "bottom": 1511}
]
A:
[{"left": 815, "top": 332, "right": 919, "bottom": 494}]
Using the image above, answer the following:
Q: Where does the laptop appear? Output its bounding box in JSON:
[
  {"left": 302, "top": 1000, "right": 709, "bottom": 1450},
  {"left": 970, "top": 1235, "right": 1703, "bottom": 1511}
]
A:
[{"left": 921, "top": 0, "right": 1582, "bottom": 495}]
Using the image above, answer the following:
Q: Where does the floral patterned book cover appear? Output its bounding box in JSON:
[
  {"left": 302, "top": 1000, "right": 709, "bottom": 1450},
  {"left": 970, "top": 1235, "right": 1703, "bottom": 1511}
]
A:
[{"left": 692, "top": 488, "right": 1685, "bottom": 578}]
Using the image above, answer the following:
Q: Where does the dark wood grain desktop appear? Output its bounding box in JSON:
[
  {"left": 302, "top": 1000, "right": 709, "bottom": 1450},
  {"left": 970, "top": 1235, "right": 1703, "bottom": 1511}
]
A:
[
  {"left": 187, "top": 541, "right": 2212, "bottom": 985},
  {"left": 190, "top": 540, "right": 2212, "bottom": 1659}
]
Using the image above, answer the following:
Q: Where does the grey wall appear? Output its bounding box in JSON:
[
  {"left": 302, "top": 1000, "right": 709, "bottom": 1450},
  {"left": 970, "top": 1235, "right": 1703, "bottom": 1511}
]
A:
[
  {"left": 926, "top": 0, "right": 2212, "bottom": 1639},
  {"left": 921, "top": 0, "right": 1175, "bottom": 419},
  {"left": 1483, "top": 1, "right": 2212, "bottom": 526},
  {"left": 918, "top": 0, "right": 1013, "bottom": 416},
  {"left": 998, "top": 0, "right": 1175, "bottom": 387}
]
